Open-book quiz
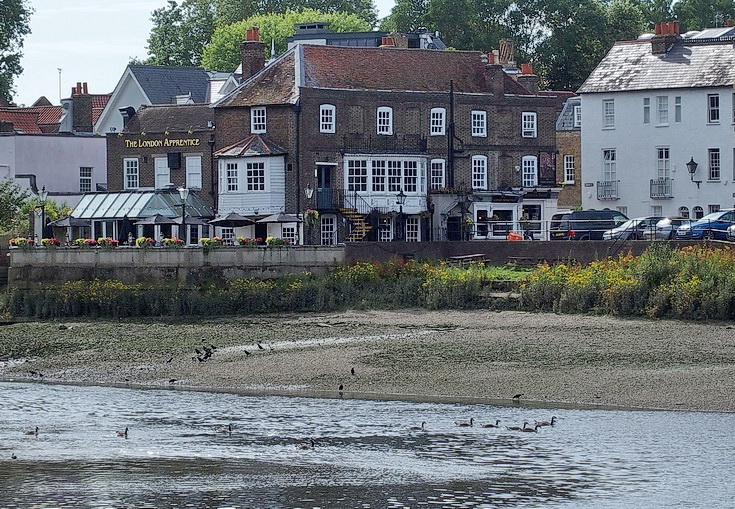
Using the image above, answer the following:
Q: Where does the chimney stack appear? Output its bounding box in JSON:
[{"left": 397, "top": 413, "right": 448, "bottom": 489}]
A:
[
  {"left": 240, "top": 26, "right": 266, "bottom": 81},
  {"left": 518, "top": 64, "right": 538, "bottom": 93},
  {"left": 72, "top": 81, "right": 93, "bottom": 132},
  {"left": 484, "top": 64, "right": 505, "bottom": 97},
  {"left": 652, "top": 21, "right": 681, "bottom": 54}
]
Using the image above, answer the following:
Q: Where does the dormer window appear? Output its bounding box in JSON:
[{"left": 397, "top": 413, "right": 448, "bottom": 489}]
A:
[
  {"left": 320, "top": 104, "right": 336, "bottom": 133},
  {"left": 377, "top": 106, "right": 393, "bottom": 135},
  {"left": 251, "top": 106, "right": 266, "bottom": 133},
  {"left": 430, "top": 107, "right": 446, "bottom": 136}
]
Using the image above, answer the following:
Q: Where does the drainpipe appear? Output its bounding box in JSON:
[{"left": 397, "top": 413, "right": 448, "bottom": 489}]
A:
[
  {"left": 447, "top": 80, "right": 455, "bottom": 188},
  {"left": 293, "top": 101, "right": 302, "bottom": 244}
]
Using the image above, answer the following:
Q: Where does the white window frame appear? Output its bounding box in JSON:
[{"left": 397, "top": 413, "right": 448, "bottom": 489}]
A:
[
  {"left": 379, "top": 218, "right": 393, "bottom": 242},
  {"left": 246, "top": 161, "right": 266, "bottom": 191},
  {"left": 573, "top": 105, "right": 581, "bottom": 128},
  {"left": 709, "top": 148, "right": 721, "bottom": 181},
  {"left": 675, "top": 96, "right": 682, "bottom": 123},
  {"left": 186, "top": 155, "right": 202, "bottom": 189},
  {"left": 657, "top": 147, "right": 670, "bottom": 179},
  {"left": 643, "top": 97, "right": 650, "bottom": 124},
  {"left": 430, "top": 107, "right": 446, "bottom": 136},
  {"left": 281, "top": 226, "right": 296, "bottom": 243},
  {"left": 405, "top": 216, "right": 420, "bottom": 242},
  {"left": 656, "top": 96, "right": 668, "bottom": 124},
  {"left": 154, "top": 157, "right": 170, "bottom": 190},
  {"left": 521, "top": 155, "right": 538, "bottom": 187},
  {"left": 603, "top": 99, "right": 615, "bottom": 128},
  {"left": 124, "top": 158, "right": 139, "bottom": 189},
  {"left": 472, "top": 155, "right": 487, "bottom": 190},
  {"left": 320, "top": 104, "right": 336, "bottom": 133},
  {"left": 372, "top": 160, "right": 386, "bottom": 192},
  {"left": 321, "top": 215, "right": 336, "bottom": 245},
  {"left": 80, "top": 166, "right": 92, "bottom": 193},
  {"left": 251, "top": 106, "right": 266, "bottom": 133},
  {"left": 563, "top": 155, "right": 575, "bottom": 184},
  {"left": 225, "top": 162, "right": 239, "bottom": 192},
  {"left": 347, "top": 159, "right": 368, "bottom": 192},
  {"left": 603, "top": 149, "right": 617, "bottom": 181},
  {"left": 377, "top": 106, "right": 393, "bottom": 135},
  {"left": 679, "top": 206, "right": 689, "bottom": 219},
  {"left": 521, "top": 111, "right": 537, "bottom": 138},
  {"left": 693, "top": 206, "right": 704, "bottom": 219},
  {"left": 430, "top": 158, "right": 445, "bottom": 190},
  {"left": 471, "top": 110, "right": 487, "bottom": 137},
  {"left": 708, "top": 94, "right": 720, "bottom": 124}
]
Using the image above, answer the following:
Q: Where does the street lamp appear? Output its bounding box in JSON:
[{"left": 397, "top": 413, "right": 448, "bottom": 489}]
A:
[
  {"left": 396, "top": 188, "right": 407, "bottom": 241},
  {"left": 686, "top": 157, "right": 701, "bottom": 188},
  {"left": 456, "top": 188, "right": 468, "bottom": 240},
  {"left": 178, "top": 187, "right": 189, "bottom": 244},
  {"left": 305, "top": 183, "right": 314, "bottom": 200},
  {"left": 39, "top": 186, "right": 48, "bottom": 240}
]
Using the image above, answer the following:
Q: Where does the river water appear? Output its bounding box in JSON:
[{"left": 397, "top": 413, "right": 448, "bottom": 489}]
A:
[{"left": 1, "top": 381, "right": 733, "bottom": 508}]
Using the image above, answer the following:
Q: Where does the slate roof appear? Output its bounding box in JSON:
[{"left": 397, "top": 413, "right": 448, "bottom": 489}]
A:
[
  {"left": 129, "top": 65, "right": 213, "bottom": 104},
  {"left": 124, "top": 104, "right": 213, "bottom": 133},
  {"left": 556, "top": 96, "right": 581, "bottom": 130},
  {"left": 578, "top": 38, "right": 735, "bottom": 94},
  {"left": 214, "top": 134, "right": 287, "bottom": 157},
  {"left": 216, "top": 45, "right": 541, "bottom": 108}
]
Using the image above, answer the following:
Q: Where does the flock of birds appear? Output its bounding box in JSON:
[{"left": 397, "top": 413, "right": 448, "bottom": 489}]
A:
[{"left": 407, "top": 416, "right": 557, "bottom": 433}]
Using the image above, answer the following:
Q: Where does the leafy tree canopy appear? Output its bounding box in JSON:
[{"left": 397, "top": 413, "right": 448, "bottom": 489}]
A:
[
  {"left": 0, "top": 0, "right": 32, "bottom": 103},
  {"left": 201, "top": 9, "right": 371, "bottom": 72},
  {"left": 0, "top": 178, "right": 30, "bottom": 235}
]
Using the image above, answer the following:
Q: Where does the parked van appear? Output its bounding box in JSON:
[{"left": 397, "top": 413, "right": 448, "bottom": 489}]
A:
[{"left": 550, "top": 210, "right": 628, "bottom": 240}]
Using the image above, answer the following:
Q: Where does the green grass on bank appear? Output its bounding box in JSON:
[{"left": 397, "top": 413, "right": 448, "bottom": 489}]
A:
[{"left": 1, "top": 261, "right": 529, "bottom": 319}]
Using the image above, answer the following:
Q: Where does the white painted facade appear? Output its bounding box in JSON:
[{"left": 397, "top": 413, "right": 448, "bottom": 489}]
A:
[
  {"left": 217, "top": 155, "right": 286, "bottom": 216},
  {"left": 94, "top": 68, "right": 149, "bottom": 134},
  {"left": 0, "top": 133, "right": 106, "bottom": 206}
]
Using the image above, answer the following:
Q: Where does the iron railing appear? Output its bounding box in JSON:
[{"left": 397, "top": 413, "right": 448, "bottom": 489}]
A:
[
  {"left": 597, "top": 180, "right": 619, "bottom": 200},
  {"left": 650, "top": 178, "right": 673, "bottom": 199},
  {"left": 316, "top": 188, "right": 390, "bottom": 215}
]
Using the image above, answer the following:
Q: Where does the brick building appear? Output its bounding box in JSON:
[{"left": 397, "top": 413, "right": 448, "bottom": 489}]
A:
[
  {"left": 212, "top": 30, "right": 568, "bottom": 243},
  {"left": 555, "top": 96, "right": 582, "bottom": 210}
]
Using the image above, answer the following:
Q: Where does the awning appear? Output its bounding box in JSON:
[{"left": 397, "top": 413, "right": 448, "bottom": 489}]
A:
[
  {"left": 48, "top": 216, "right": 91, "bottom": 227},
  {"left": 71, "top": 189, "right": 215, "bottom": 220}
]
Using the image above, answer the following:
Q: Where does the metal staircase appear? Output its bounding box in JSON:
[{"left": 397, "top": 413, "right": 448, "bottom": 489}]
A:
[
  {"left": 337, "top": 190, "right": 388, "bottom": 242},
  {"left": 340, "top": 207, "right": 374, "bottom": 242}
]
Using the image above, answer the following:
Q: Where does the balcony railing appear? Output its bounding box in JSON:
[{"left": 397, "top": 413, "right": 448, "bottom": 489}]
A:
[
  {"left": 340, "top": 134, "right": 427, "bottom": 154},
  {"left": 597, "top": 180, "right": 619, "bottom": 200},
  {"left": 650, "top": 177, "right": 673, "bottom": 199},
  {"left": 315, "top": 188, "right": 389, "bottom": 215}
]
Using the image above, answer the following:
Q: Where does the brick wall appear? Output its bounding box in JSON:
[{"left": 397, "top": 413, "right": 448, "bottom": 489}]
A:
[{"left": 556, "top": 130, "right": 582, "bottom": 209}]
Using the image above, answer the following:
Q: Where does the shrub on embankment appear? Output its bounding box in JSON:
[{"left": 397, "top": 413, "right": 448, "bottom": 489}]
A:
[
  {"left": 520, "top": 244, "right": 735, "bottom": 320},
  {"left": 2, "top": 261, "right": 528, "bottom": 319}
]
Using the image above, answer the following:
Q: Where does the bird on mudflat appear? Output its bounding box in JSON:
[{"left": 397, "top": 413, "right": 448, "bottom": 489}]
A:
[
  {"left": 338, "top": 384, "right": 344, "bottom": 392},
  {"left": 257, "top": 343, "right": 265, "bottom": 350},
  {"left": 11, "top": 453, "right": 17, "bottom": 459},
  {"left": 350, "top": 367, "right": 355, "bottom": 376},
  {"left": 512, "top": 394, "right": 523, "bottom": 401}
]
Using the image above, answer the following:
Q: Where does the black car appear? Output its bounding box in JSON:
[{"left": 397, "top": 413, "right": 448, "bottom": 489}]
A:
[{"left": 550, "top": 210, "right": 629, "bottom": 240}]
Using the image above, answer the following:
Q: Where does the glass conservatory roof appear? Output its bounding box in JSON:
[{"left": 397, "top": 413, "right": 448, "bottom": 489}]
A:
[{"left": 71, "top": 190, "right": 214, "bottom": 220}]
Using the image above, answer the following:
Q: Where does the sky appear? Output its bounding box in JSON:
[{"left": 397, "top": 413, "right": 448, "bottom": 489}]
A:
[{"left": 14, "top": 0, "right": 395, "bottom": 107}]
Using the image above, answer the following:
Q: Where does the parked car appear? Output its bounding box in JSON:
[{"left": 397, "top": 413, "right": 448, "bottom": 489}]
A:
[
  {"left": 602, "top": 216, "right": 664, "bottom": 240},
  {"left": 675, "top": 209, "right": 735, "bottom": 240},
  {"left": 550, "top": 209, "right": 628, "bottom": 240},
  {"left": 643, "top": 217, "right": 691, "bottom": 241},
  {"left": 728, "top": 224, "right": 735, "bottom": 241}
]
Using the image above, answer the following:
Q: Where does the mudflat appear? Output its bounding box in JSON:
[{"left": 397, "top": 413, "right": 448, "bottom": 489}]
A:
[{"left": 1, "top": 310, "right": 733, "bottom": 412}]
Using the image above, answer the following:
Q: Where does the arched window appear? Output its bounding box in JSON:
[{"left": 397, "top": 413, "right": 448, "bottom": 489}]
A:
[
  {"left": 521, "top": 155, "right": 538, "bottom": 187},
  {"left": 693, "top": 206, "right": 704, "bottom": 219},
  {"left": 678, "top": 206, "right": 689, "bottom": 219}
]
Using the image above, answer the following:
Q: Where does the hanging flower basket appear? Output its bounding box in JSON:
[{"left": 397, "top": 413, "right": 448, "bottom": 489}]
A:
[{"left": 304, "top": 209, "right": 320, "bottom": 225}]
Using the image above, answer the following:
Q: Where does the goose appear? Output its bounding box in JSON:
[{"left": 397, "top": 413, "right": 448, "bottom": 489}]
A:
[
  {"left": 116, "top": 427, "right": 128, "bottom": 438},
  {"left": 512, "top": 394, "right": 523, "bottom": 401},
  {"left": 408, "top": 421, "right": 426, "bottom": 431},
  {"left": 481, "top": 419, "right": 501, "bottom": 428},
  {"left": 23, "top": 426, "right": 39, "bottom": 436},
  {"left": 296, "top": 439, "right": 316, "bottom": 450},
  {"left": 455, "top": 417, "right": 474, "bottom": 427},
  {"left": 216, "top": 424, "right": 232, "bottom": 433},
  {"left": 11, "top": 453, "right": 17, "bottom": 459},
  {"left": 507, "top": 422, "right": 528, "bottom": 431},
  {"left": 521, "top": 423, "right": 541, "bottom": 432},
  {"left": 535, "top": 416, "right": 557, "bottom": 427}
]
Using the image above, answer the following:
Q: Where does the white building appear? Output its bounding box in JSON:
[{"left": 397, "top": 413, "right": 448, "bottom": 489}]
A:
[{"left": 579, "top": 24, "right": 735, "bottom": 219}]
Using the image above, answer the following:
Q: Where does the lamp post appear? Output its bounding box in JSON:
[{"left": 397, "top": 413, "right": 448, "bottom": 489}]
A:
[
  {"left": 178, "top": 187, "right": 189, "bottom": 244},
  {"left": 302, "top": 184, "right": 315, "bottom": 245},
  {"left": 456, "top": 188, "right": 467, "bottom": 241},
  {"left": 686, "top": 157, "right": 701, "bottom": 189},
  {"left": 396, "top": 188, "right": 406, "bottom": 241},
  {"left": 39, "top": 186, "right": 48, "bottom": 240}
]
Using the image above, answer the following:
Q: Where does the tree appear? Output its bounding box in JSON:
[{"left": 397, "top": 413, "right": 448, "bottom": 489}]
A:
[
  {"left": 380, "top": 0, "right": 428, "bottom": 32},
  {"left": 145, "top": 0, "right": 216, "bottom": 66},
  {"left": 201, "top": 9, "right": 371, "bottom": 72},
  {"left": 0, "top": 177, "right": 30, "bottom": 235},
  {"left": 673, "top": 0, "right": 735, "bottom": 31},
  {"left": 214, "top": 0, "right": 377, "bottom": 27},
  {"left": 0, "top": 0, "right": 32, "bottom": 103}
]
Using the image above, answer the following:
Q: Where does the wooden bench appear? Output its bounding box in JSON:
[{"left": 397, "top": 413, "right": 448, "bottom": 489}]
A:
[{"left": 447, "top": 253, "right": 487, "bottom": 266}]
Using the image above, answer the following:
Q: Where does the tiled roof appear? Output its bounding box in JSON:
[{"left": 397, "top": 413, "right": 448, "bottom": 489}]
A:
[
  {"left": 216, "top": 52, "right": 297, "bottom": 107},
  {"left": 129, "top": 65, "right": 213, "bottom": 104},
  {"left": 124, "top": 104, "right": 213, "bottom": 133},
  {"left": 91, "top": 95, "right": 110, "bottom": 125},
  {"left": 0, "top": 111, "right": 42, "bottom": 133},
  {"left": 214, "top": 134, "right": 287, "bottom": 157},
  {"left": 578, "top": 39, "right": 735, "bottom": 94}
]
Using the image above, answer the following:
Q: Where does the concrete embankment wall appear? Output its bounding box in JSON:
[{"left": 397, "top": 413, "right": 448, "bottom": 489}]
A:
[{"left": 8, "top": 246, "right": 344, "bottom": 288}]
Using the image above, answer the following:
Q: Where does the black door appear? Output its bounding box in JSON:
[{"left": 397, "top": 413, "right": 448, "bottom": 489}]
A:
[
  {"left": 255, "top": 223, "right": 268, "bottom": 241},
  {"left": 316, "top": 165, "right": 333, "bottom": 209}
]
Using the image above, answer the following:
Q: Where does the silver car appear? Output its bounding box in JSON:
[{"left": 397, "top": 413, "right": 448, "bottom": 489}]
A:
[
  {"left": 644, "top": 217, "right": 691, "bottom": 241},
  {"left": 603, "top": 217, "right": 664, "bottom": 240}
]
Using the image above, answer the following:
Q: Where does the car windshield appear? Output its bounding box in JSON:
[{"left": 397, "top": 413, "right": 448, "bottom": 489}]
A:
[
  {"left": 699, "top": 211, "right": 724, "bottom": 221},
  {"left": 617, "top": 219, "right": 637, "bottom": 230}
]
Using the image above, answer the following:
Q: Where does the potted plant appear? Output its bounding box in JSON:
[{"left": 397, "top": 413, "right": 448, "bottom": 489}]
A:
[
  {"left": 41, "top": 237, "right": 61, "bottom": 248},
  {"left": 236, "top": 237, "right": 259, "bottom": 247},
  {"left": 8, "top": 237, "right": 34, "bottom": 249},
  {"left": 162, "top": 236, "right": 184, "bottom": 248},
  {"left": 74, "top": 238, "right": 98, "bottom": 248},
  {"left": 135, "top": 236, "right": 156, "bottom": 248},
  {"left": 265, "top": 236, "right": 289, "bottom": 247},
  {"left": 200, "top": 237, "right": 224, "bottom": 248},
  {"left": 97, "top": 237, "right": 119, "bottom": 248}
]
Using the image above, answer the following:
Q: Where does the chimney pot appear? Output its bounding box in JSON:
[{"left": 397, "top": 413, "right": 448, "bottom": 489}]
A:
[
  {"left": 521, "top": 63, "right": 533, "bottom": 75},
  {"left": 246, "top": 26, "right": 260, "bottom": 41},
  {"left": 487, "top": 52, "right": 495, "bottom": 64},
  {"left": 76, "top": 82, "right": 82, "bottom": 95},
  {"left": 82, "top": 82, "right": 88, "bottom": 94}
]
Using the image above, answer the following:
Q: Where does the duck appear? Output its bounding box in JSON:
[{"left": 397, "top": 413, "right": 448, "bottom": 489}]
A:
[
  {"left": 455, "top": 417, "right": 474, "bottom": 427},
  {"left": 535, "top": 416, "right": 557, "bottom": 427},
  {"left": 521, "top": 423, "right": 541, "bottom": 432},
  {"left": 507, "top": 422, "right": 528, "bottom": 431},
  {"left": 408, "top": 421, "right": 426, "bottom": 431},
  {"left": 116, "top": 427, "right": 128, "bottom": 438},
  {"left": 216, "top": 424, "right": 232, "bottom": 433},
  {"left": 296, "top": 439, "right": 316, "bottom": 450},
  {"left": 23, "top": 426, "right": 39, "bottom": 436},
  {"left": 481, "top": 419, "right": 501, "bottom": 428},
  {"left": 11, "top": 453, "right": 17, "bottom": 459}
]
